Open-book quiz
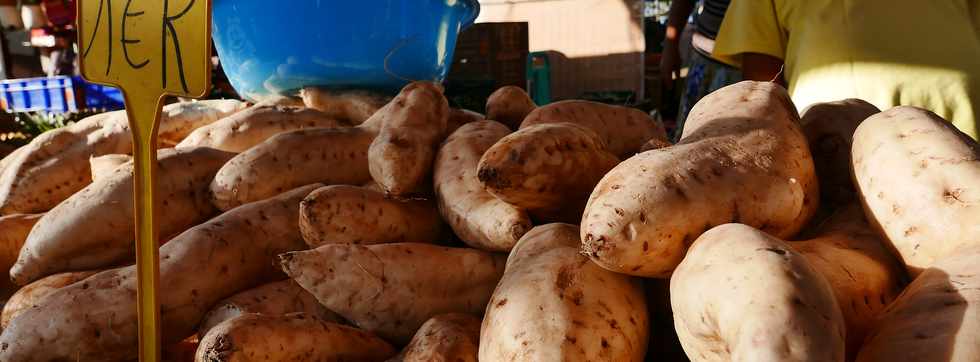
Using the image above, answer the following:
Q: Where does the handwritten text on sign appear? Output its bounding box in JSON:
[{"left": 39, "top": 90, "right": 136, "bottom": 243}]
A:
[{"left": 78, "top": 0, "right": 210, "bottom": 98}]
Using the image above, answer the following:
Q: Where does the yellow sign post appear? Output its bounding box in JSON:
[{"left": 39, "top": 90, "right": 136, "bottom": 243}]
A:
[{"left": 77, "top": 0, "right": 212, "bottom": 360}]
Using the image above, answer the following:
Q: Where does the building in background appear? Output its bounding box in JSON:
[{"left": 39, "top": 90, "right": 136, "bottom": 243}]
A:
[{"left": 476, "top": 0, "right": 646, "bottom": 101}]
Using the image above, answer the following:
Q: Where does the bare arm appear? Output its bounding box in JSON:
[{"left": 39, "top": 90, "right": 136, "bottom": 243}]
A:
[
  {"left": 660, "top": 0, "right": 696, "bottom": 88},
  {"left": 742, "top": 52, "right": 787, "bottom": 87}
]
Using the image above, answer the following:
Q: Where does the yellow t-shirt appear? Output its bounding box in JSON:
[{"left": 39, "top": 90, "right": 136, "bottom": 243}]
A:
[{"left": 713, "top": 0, "right": 980, "bottom": 139}]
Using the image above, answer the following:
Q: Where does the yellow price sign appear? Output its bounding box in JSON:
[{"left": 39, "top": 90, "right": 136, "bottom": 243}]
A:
[{"left": 77, "top": 0, "right": 212, "bottom": 360}]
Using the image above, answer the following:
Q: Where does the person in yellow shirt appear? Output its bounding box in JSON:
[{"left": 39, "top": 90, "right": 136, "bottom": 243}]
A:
[{"left": 712, "top": 0, "right": 980, "bottom": 140}]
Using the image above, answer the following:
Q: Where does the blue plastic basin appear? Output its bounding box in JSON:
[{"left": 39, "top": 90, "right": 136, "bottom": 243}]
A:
[{"left": 212, "top": 0, "right": 480, "bottom": 101}]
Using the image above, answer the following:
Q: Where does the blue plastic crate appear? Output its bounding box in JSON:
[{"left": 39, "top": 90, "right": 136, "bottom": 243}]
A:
[
  {"left": 0, "top": 76, "right": 125, "bottom": 113},
  {"left": 0, "top": 76, "right": 77, "bottom": 113}
]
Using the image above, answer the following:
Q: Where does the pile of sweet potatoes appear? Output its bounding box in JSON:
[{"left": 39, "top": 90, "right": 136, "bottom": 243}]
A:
[{"left": 0, "top": 81, "right": 976, "bottom": 362}]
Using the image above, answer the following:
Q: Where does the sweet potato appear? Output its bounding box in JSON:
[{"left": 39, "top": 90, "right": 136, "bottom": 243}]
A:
[
  {"left": 281, "top": 242, "right": 505, "bottom": 344},
  {"left": 0, "top": 270, "right": 96, "bottom": 329},
  {"left": 198, "top": 279, "right": 343, "bottom": 337},
  {"left": 301, "top": 87, "right": 389, "bottom": 125},
  {"left": 582, "top": 81, "right": 818, "bottom": 277},
  {"left": 176, "top": 104, "right": 351, "bottom": 153},
  {"left": 521, "top": 100, "right": 667, "bottom": 158},
  {"left": 790, "top": 205, "right": 908, "bottom": 359},
  {"left": 478, "top": 123, "right": 620, "bottom": 223},
  {"left": 158, "top": 99, "right": 249, "bottom": 146},
  {"left": 0, "top": 185, "right": 320, "bottom": 361},
  {"left": 89, "top": 154, "right": 132, "bottom": 182},
  {"left": 447, "top": 108, "right": 485, "bottom": 136},
  {"left": 0, "top": 111, "right": 130, "bottom": 215},
  {"left": 855, "top": 247, "right": 980, "bottom": 362},
  {"left": 197, "top": 313, "right": 395, "bottom": 362},
  {"left": 435, "top": 121, "right": 531, "bottom": 252},
  {"left": 852, "top": 106, "right": 980, "bottom": 275},
  {"left": 801, "top": 99, "right": 880, "bottom": 210},
  {"left": 210, "top": 127, "right": 376, "bottom": 211},
  {"left": 486, "top": 86, "right": 536, "bottom": 130},
  {"left": 0, "top": 101, "right": 244, "bottom": 215},
  {"left": 671, "top": 223, "right": 846, "bottom": 362},
  {"left": 480, "top": 223, "right": 649, "bottom": 362},
  {"left": 11, "top": 147, "right": 234, "bottom": 285},
  {"left": 368, "top": 81, "right": 449, "bottom": 197},
  {"left": 299, "top": 184, "right": 444, "bottom": 247},
  {"left": 639, "top": 137, "right": 673, "bottom": 152},
  {"left": 0, "top": 214, "right": 41, "bottom": 295},
  {"left": 391, "top": 313, "right": 481, "bottom": 362}
]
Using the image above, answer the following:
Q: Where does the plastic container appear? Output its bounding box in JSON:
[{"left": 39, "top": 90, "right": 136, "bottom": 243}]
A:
[
  {"left": 212, "top": 0, "right": 480, "bottom": 101},
  {"left": 0, "top": 76, "right": 125, "bottom": 113}
]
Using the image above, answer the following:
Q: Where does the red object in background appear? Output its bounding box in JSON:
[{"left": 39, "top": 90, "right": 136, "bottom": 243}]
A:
[{"left": 41, "top": 0, "right": 75, "bottom": 27}]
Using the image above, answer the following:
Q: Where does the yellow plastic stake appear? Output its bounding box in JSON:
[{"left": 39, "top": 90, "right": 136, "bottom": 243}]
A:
[{"left": 76, "top": 0, "right": 212, "bottom": 360}]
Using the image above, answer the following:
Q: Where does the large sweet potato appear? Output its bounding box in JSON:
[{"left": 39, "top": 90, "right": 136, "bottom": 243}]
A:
[
  {"left": 478, "top": 123, "right": 620, "bottom": 223},
  {"left": 480, "top": 223, "right": 649, "bottom": 362},
  {"left": 800, "top": 99, "right": 880, "bottom": 211},
  {"left": 435, "top": 121, "right": 531, "bottom": 252},
  {"left": 89, "top": 154, "right": 131, "bottom": 182},
  {"left": 176, "top": 104, "right": 350, "bottom": 152},
  {"left": 301, "top": 87, "right": 389, "bottom": 125},
  {"left": 198, "top": 279, "right": 343, "bottom": 337},
  {"left": 392, "top": 313, "right": 482, "bottom": 362},
  {"left": 486, "top": 86, "right": 536, "bottom": 130},
  {"left": 0, "top": 270, "right": 96, "bottom": 329},
  {"left": 281, "top": 242, "right": 505, "bottom": 344},
  {"left": 0, "top": 185, "right": 319, "bottom": 361},
  {"left": 11, "top": 147, "right": 234, "bottom": 285},
  {"left": 521, "top": 100, "right": 667, "bottom": 158},
  {"left": 855, "top": 247, "right": 980, "bottom": 362},
  {"left": 299, "top": 184, "right": 445, "bottom": 247},
  {"left": 582, "top": 81, "right": 818, "bottom": 277},
  {"left": 671, "top": 224, "right": 846, "bottom": 362},
  {"left": 852, "top": 106, "right": 980, "bottom": 275},
  {"left": 790, "top": 205, "right": 908, "bottom": 359},
  {"left": 368, "top": 81, "right": 449, "bottom": 197},
  {"left": 0, "top": 101, "right": 244, "bottom": 215},
  {"left": 211, "top": 127, "right": 376, "bottom": 211},
  {"left": 0, "top": 213, "right": 40, "bottom": 294},
  {"left": 197, "top": 313, "right": 395, "bottom": 362}
]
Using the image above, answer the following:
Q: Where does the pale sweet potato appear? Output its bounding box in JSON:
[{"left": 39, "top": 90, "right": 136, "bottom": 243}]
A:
[
  {"left": 391, "top": 313, "right": 482, "bottom": 362},
  {"left": 0, "top": 270, "right": 96, "bottom": 329},
  {"left": 639, "top": 137, "right": 673, "bottom": 152},
  {"left": 855, "top": 247, "right": 980, "bottom": 362},
  {"left": 852, "top": 106, "right": 980, "bottom": 275},
  {"left": 210, "top": 127, "right": 376, "bottom": 211},
  {"left": 158, "top": 99, "right": 249, "bottom": 146},
  {"left": 446, "top": 108, "right": 485, "bottom": 136},
  {"left": 281, "top": 242, "right": 505, "bottom": 344},
  {"left": 197, "top": 313, "right": 396, "bottom": 362},
  {"left": 435, "top": 121, "right": 531, "bottom": 252},
  {"left": 671, "top": 223, "right": 846, "bottom": 362},
  {"left": 11, "top": 147, "right": 234, "bottom": 285},
  {"left": 198, "top": 279, "right": 343, "bottom": 337},
  {"left": 478, "top": 123, "right": 620, "bottom": 223},
  {"left": 521, "top": 100, "right": 667, "bottom": 158},
  {"left": 801, "top": 99, "right": 880, "bottom": 210},
  {"left": 176, "top": 104, "right": 350, "bottom": 153},
  {"left": 0, "top": 111, "right": 129, "bottom": 215},
  {"left": 790, "top": 205, "right": 908, "bottom": 359},
  {"left": 301, "top": 87, "right": 389, "bottom": 125},
  {"left": 582, "top": 81, "right": 818, "bottom": 277},
  {"left": 0, "top": 185, "right": 320, "bottom": 361},
  {"left": 0, "top": 214, "right": 41, "bottom": 295},
  {"left": 486, "top": 86, "right": 536, "bottom": 130},
  {"left": 368, "top": 81, "right": 449, "bottom": 197},
  {"left": 0, "top": 101, "right": 244, "bottom": 215},
  {"left": 299, "top": 184, "right": 445, "bottom": 247},
  {"left": 89, "top": 154, "right": 132, "bottom": 182},
  {"left": 480, "top": 223, "right": 649, "bottom": 362}
]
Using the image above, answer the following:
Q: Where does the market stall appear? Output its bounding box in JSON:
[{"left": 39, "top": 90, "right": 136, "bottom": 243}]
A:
[{"left": 0, "top": 1, "right": 977, "bottom": 362}]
